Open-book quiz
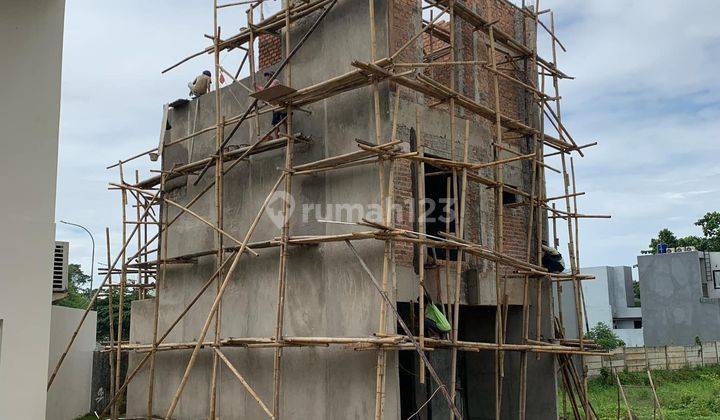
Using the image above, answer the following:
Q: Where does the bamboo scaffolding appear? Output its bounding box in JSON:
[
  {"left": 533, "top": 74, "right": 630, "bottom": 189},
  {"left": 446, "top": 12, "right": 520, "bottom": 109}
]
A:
[
  {"left": 163, "top": 173, "right": 286, "bottom": 419},
  {"left": 98, "top": 250, "right": 242, "bottom": 418},
  {"left": 88, "top": 2, "right": 604, "bottom": 418}
]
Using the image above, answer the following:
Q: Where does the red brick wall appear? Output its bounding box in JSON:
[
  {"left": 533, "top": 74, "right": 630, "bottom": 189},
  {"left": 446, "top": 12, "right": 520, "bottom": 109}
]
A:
[
  {"left": 258, "top": 34, "right": 281, "bottom": 69},
  {"left": 389, "top": 0, "right": 535, "bottom": 267},
  {"left": 393, "top": 159, "right": 415, "bottom": 267},
  {"left": 422, "top": 21, "right": 452, "bottom": 89}
]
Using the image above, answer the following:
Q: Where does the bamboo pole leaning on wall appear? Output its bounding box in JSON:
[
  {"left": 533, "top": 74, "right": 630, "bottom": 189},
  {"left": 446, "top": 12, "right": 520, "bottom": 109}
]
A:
[{"left": 85, "top": 1, "right": 604, "bottom": 418}]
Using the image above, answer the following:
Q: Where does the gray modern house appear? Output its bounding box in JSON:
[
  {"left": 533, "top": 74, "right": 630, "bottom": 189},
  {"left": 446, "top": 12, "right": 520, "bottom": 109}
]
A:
[
  {"left": 638, "top": 250, "right": 720, "bottom": 346},
  {"left": 555, "top": 266, "right": 643, "bottom": 346}
]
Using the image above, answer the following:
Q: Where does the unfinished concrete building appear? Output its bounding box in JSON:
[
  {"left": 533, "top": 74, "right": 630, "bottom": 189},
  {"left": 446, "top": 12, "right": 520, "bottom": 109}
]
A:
[{"left": 47, "top": 1, "right": 604, "bottom": 419}]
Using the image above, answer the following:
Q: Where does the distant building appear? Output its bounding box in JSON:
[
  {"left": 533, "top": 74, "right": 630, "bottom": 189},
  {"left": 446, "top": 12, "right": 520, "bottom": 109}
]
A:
[
  {"left": 555, "top": 266, "right": 643, "bottom": 347},
  {"left": 638, "top": 250, "right": 720, "bottom": 346}
]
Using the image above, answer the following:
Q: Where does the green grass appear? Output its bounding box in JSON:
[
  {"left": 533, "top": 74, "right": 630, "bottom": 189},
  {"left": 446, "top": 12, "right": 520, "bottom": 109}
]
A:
[{"left": 558, "top": 365, "right": 720, "bottom": 419}]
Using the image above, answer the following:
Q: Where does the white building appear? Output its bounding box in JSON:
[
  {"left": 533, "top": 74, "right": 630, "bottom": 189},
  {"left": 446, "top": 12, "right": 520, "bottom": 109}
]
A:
[
  {"left": 0, "top": 1, "right": 67, "bottom": 418},
  {"left": 554, "top": 266, "right": 644, "bottom": 347}
]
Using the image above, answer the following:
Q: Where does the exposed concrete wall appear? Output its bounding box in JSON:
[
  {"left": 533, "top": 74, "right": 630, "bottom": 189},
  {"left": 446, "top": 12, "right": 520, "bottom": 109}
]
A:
[
  {"left": 0, "top": 1, "right": 65, "bottom": 418},
  {"left": 127, "top": 0, "right": 556, "bottom": 418},
  {"left": 128, "top": 2, "right": 397, "bottom": 418},
  {"left": 46, "top": 306, "right": 96, "bottom": 420},
  {"left": 639, "top": 252, "right": 720, "bottom": 346}
]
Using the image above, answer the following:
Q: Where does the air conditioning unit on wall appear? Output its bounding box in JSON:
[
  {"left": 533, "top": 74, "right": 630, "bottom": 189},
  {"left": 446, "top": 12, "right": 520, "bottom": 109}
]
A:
[{"left": 53, "top": 241, "right": 69, "bottom": 293}]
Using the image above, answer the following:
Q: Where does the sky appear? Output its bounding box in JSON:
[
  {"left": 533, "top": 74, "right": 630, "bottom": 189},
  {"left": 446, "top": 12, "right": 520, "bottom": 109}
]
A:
[{"left": 55, "top": 0, "right": 720, "bottom": 285}]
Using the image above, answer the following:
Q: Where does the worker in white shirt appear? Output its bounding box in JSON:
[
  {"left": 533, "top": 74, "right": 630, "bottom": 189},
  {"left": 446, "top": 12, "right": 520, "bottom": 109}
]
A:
[{"left": 188, "top": 70, "right": 212, "bottom": 98}]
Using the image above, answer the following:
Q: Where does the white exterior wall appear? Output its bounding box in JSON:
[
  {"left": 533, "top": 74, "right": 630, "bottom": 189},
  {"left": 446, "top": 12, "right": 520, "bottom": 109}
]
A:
[
  {"left": 0, "top": 1, "right": 66, "bottom": 419},
  {"left": 46, "top": 307, "right": 96, "bottom": 420},
  {"left": 579, "top": 267, "right": 614, "bottom": 328},
  {"left": 557, "top": 267, "right": 644, "bottom": 346}
]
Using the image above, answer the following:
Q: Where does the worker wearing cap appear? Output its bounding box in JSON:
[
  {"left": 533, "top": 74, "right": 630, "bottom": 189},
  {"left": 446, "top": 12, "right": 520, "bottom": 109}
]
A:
[{"left": 188, "top": 70, "right": 212, "bottom": 98}]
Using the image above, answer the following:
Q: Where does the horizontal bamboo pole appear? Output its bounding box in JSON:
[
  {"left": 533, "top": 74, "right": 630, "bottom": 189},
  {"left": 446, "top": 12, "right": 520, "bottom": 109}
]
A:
[{"left": 107, "top": 335, "right": 608, "bottom": 357}]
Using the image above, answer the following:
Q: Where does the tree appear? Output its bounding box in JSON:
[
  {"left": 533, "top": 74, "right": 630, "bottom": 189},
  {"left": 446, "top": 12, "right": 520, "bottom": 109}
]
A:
[
  {"left": 52, "top": 262, "right": 140, "bottom": 341},
  {"left": 94, "top": 289, "right": 135, "bottom": 342},
  {"left": 585, "top": 322, "right": 625, "bottom": 351},
  {"left": 647, "top": 211, "right": 720, "bottom": 253},
  {"left": 54, "top": 263, "right": 91, "bottom": 309},
  {"left": 696, "top": 212, "right": 720, "bottom": 251},
  {"left": 632, "top": 280, "right": 641, "bottom": 306}
]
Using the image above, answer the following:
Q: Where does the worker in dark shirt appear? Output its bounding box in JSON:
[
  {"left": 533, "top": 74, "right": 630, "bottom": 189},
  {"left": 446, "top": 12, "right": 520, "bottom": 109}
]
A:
[
  {"left": 255, "top": 71, "right": 287, "bottom": 140},
  {"left": 541, "top": 241, "right": 566, "bottom": 273}
]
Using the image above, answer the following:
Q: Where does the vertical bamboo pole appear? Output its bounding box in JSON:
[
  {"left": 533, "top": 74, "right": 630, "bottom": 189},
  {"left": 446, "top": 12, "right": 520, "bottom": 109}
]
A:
[
  {"left": 553, "top": 202, "right": 563, "bottom": 333},
  {"left": 374, "top": 86, "right": 400, "bottom": 417},
  {"left": 445, "top": 176, "right": 452, "bottom": 324},
  {"left": 368, "top": 0, "right": 390, "bottom": 418},
  {"left": 519, "top": 2, "right": 541, "bottom": 411},
  {"left": 248, "top": 5, "right": 260, "bottom": 139},
  {"left": 449, "top": 113, "right": 469, "bottom": 420},
  {"left": 134, "top": 171, "right": 144, "bottom": 300},
  {"left": 547, "top": 9, "right": 588, "bottom": 417},
  {"left": 142, "top": 192, "right": 150, "bottom": 298},
  {"left": 535, "top": 70, "right": 548, "bottom": 353},
  {"left": 114, "top": 162, "right": 128, "bottom": 417},
  {"left": 146, "top": 175, "right": 166, "bottom": 419},
  {"left": 272, "top": 1, "right": 293, "bottom": 416},
  {"left": 446, "top": 2, "right": 462, "bottom": 417},
  {"left": 571, "top": 158, "right": 580, "bottom": 271},
  {"left": 416, "top": 98, "right": 426, "bottom": 385},
  {"left": 488, "top": 25, "right": 505, "bottom": 420},
  {"left": 106, "top": 228, "right": 117, "bottom": 420},
  {"left": 209, "top": 5, "right": 224, "bottom": 417}
]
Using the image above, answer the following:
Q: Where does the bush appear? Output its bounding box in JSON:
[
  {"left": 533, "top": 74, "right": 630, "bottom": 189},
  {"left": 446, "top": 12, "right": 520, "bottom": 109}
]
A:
[{"left": 585, "top": 322, "right": 625, "bottom": 351}]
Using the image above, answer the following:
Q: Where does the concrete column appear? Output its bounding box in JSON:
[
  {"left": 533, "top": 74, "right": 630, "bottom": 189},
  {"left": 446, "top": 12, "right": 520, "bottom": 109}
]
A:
[{"left": 0, "top": 1, "right": 65, "bottom": 419}]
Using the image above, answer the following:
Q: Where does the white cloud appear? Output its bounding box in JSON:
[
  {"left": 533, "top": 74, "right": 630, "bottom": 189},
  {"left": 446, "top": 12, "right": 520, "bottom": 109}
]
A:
[{"left": 56, "top": 1, "right": 720, "bottom": 276}]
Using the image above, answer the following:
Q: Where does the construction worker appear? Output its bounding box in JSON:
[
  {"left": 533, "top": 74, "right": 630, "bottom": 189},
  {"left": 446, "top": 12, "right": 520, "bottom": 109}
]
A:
[
  {"left": 188, "top": 70, "right": 212, "bottom": 98},
  {"left": 423, "top": 295, "right": 451, "bottom": 338},
  {"left": 541, "top": 241, "right": 566, "bottom": 273},
  {"left": 255, "top": 71, "right": 287, "bottom": 139}
]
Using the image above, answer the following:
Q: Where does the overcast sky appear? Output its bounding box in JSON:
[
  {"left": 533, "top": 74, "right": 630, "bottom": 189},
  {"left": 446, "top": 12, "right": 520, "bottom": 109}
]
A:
[{"left": 55, "top": 0, "right": 720, "bottom": 285}]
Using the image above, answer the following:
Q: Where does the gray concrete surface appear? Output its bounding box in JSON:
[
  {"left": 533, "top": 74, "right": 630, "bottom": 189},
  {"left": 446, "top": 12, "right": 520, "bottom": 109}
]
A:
[
  {"left": 126, "top": 1, "right": 557, "bottom": 418},
  {"left": 639, "top": 251, "right": 720, "bottom": 346}
]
